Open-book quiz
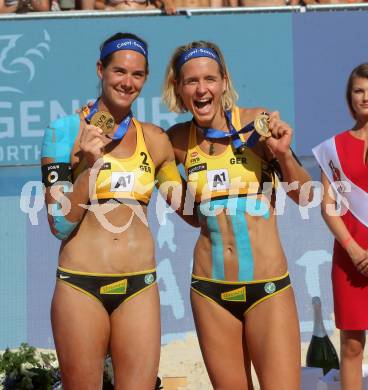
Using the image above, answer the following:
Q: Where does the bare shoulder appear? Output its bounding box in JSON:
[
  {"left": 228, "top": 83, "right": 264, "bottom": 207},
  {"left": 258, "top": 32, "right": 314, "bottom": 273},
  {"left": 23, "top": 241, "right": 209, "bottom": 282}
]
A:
[
  {"left": 140, "top": 122, "right": 174, "bottom": 167},
  {"left": 166, "top": 121, "right": 192, "bottom": 164},
  {"left": 141, "top": 122, "right": 171, "bottom": 147},
  {"left": 238, "top": 106, "right": 268, "bottom": 126},
  {"left": 166, "top": 121, "right": 191, "bottom": 148},
  {"left": 141, "top": 122, "right": 166, "bottom": 137}
]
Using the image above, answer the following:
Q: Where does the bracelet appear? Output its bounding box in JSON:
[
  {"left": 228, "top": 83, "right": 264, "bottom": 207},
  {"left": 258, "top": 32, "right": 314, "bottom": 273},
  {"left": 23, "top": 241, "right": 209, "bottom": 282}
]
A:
[{"left": 342, "top": 236, "right": 353, "bottom": 250}]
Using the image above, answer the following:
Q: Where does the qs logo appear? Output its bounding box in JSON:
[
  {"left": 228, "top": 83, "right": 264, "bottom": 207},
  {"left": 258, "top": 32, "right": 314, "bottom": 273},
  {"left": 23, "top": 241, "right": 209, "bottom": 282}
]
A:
[{"left": 0, "top": 30, "right": 51, "bottom": 94}]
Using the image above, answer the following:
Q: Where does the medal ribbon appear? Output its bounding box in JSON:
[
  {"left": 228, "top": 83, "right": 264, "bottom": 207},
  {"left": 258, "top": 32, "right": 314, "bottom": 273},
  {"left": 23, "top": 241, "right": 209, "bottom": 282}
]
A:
[
  {"left": 84, "top": 99, "right": 133, "bottom": 141},
  {"left": 195, "top": 111, "right": 261, "bottom": 151}
]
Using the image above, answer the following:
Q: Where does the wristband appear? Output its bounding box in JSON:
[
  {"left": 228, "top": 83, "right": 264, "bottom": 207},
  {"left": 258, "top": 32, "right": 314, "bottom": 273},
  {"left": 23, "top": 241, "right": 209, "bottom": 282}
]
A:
[{"left": 42, "top": 163, "right": 72, "bottom": 187}]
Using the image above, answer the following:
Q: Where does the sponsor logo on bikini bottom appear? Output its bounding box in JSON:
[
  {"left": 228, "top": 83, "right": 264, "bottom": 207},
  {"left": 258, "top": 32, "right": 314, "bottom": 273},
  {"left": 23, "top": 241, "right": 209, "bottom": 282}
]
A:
[
  {"left": 221, "top": 286, "right": 246, "bottom": 302},
  {"left": 100, "top": 279, "right": 127, "bottom": 294}
]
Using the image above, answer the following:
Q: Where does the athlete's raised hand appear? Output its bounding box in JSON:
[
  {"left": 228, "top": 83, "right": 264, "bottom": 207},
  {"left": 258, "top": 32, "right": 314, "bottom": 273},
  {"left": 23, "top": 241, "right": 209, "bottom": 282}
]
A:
[
  {"left": 79, "top": 122, "right": 105, "bottom": 168},
  {"left": 265, "top": 111, "right": 293, "bottom": 159}
]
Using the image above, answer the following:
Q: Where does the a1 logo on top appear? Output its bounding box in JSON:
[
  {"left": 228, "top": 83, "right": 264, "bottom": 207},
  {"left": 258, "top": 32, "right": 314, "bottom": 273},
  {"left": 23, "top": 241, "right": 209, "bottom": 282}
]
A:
[
  {"left": 207, "top": 169, "right": 229, "bottom": 192},
  {"left": 110, "top": 172, "right": 135, "bottom": 192}
]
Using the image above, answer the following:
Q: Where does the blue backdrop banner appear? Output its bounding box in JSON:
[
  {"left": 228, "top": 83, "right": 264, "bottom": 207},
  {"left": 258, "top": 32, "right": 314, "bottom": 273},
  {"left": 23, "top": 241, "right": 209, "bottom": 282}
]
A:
[{"left": 0, "top": 12, "right": 294, "bottom": 166}]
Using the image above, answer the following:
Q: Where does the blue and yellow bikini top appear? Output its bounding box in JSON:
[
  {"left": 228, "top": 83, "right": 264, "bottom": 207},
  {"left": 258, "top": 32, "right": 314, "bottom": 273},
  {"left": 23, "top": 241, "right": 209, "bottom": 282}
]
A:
[
  {"left": 90, "top": 117, "right": 155, "bottom": 205},
  {"left": 184, "top": 106, "right": 276, "bottom": 204}
]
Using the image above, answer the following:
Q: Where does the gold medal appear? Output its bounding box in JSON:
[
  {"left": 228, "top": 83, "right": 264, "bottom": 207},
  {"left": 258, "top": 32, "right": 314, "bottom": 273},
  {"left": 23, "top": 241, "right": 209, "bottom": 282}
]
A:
[
  {"left": 254, "top": 112, "right": 271, "bottom": 138},
  {"left": 90, "top": 111, "right": 115, "bottom": 135}
]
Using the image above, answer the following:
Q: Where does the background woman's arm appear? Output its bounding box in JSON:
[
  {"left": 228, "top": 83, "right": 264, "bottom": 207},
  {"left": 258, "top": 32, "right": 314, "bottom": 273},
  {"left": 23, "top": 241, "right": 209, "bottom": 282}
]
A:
[{"left": 321, "top": 171, "right": 368, "bottom": 275}]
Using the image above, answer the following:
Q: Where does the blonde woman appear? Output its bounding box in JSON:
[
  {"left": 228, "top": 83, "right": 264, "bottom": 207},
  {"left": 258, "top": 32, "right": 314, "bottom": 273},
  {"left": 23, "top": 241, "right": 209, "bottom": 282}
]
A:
[{"left": 162, "top": 40, "right": 311, "bottom": 389}]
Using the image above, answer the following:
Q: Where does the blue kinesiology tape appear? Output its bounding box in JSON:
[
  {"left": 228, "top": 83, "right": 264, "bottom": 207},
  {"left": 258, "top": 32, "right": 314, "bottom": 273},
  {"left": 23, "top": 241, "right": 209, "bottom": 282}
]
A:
[
  {"left": 41, "top": 115, "right": 80, "bottom": 163},
  {"left": 50, "top": 203, "right": 78, "bottom": 240}
]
